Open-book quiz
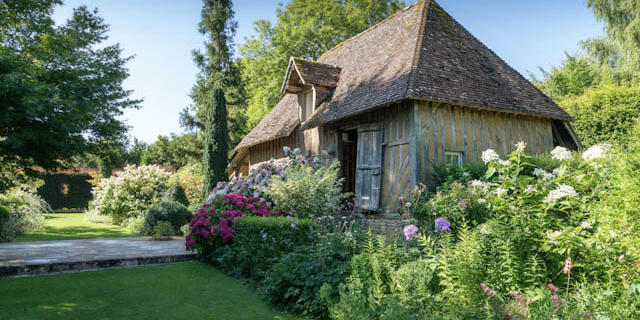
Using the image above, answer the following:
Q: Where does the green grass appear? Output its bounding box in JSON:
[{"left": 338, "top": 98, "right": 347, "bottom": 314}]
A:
[
  {"left": 0, "top": 262, "right": 304, "bottom": 320},
  {"left": 14, "top": 213, "right": 136, "bottom": 242}
]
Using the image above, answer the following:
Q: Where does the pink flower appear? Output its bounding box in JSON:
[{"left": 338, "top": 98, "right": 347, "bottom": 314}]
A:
[
  {"left": 403, "top": 224, "right": 419, "bottom": 241},
  {"left": 547, "top": 284, "right": 558, "bottom": 293},
  {"left": 562, "top": 258, "right": 572, "bottom": 274}
]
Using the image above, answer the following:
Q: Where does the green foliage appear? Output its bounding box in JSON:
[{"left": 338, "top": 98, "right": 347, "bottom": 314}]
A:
[
  {"left": 143, "top": 200, "right": 192, "bottom": 236},
  {"left": 583, "top": 0, "right": 640, "bottom": 79},
  {"left": 202, "top": 87, "right": 229, "bottom": 199},
  {"left": 263, "top": 160, "right": 348, "bottom": 219},
  {"left": 152, "top": 221, "right": 176, "bottom": 239},
  {"left": 0, "top": 189, "right": 48, "bottom": 242},
  {"left": 558, "top": 81, "right": 640, "bottom": 147},
  {"left": 36, "top": 173, "right": 93, "bottom": 210},
  {"left": 0, "top": 1, "right": 140, "bottom": 170},
  {"left": 533, "top": 54, "right": 598, "bottom": 100},
  {"left": 141, "top": 133, "right": 203, "bottom": 169},
  {"left": 239, "top": 0, "right": 404, "bottom": 128},
  {"left": 261, "top": 232, "right": 359, "bottom": 318},
  {"left": 430, "top": 161, "right": 487, "bottom": 190},
  {"left": 163, "top": 185, "right": 190, "bottom": 206},
  {"left": 227, "top": 216, "right": 317, "bottom": 279}
]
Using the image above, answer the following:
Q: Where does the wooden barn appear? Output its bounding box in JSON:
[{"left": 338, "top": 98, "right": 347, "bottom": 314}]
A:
[{"left": 228, "top": 0, "right": 580, "bottom": 214}]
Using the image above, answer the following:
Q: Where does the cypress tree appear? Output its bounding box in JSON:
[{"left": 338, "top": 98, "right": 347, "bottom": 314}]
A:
[{"left": 203, "top": 87, "right": 228, "bottom": 199}]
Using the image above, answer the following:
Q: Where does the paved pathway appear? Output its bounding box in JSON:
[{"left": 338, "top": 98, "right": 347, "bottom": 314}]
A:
[{"left": 0, "top": 237, "right": 194, "bottom": 278}]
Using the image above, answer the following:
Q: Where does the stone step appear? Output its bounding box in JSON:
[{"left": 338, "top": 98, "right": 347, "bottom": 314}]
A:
[{"left": 0, "top": 237, "right": 195, "bottom": 279}]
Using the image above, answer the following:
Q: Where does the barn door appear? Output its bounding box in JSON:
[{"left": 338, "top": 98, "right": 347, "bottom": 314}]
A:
[{"left": 355, "top": 123, "right": 383, "bottom": 211}]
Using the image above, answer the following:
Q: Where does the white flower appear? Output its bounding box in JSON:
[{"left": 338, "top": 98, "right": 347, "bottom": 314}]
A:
[
  {"left": 550, "top": 146, "right": 573, "bottom": 161},
  {"left": 552, "top": 166, "right": 568, "bottom": 177},
  {"left": 576, "top": 174, "right": 585, "bottom": 182},
  {"left": 525, "top": 185, "right": 537, "bottom": 193},
  {"left": 462, "top": 172, "right": 471, "bottom": 177},
  {"left": 497, "top": 159, "right": 512, "bottom": 166},
  {"left": 515, "top": 141, "right": 527, "bottom": 153},
  {"left": 581, "top": 221, "right": 592, "bottom": 230},
  {"left": 292, "top": 148, "right": 301, "bottom": 155},
  {"left": 532, "top": 168, "right": 555, "bottom": 180},
  {"left": 543, "top": 185, "right": 578, "bottom": 204},
  {"left": 477, "top": 198, "right": 487, "bottom": 204},
  {"left": 582, "top": 144, "right": 610, "bottom": 161},
  {"left": 467, "top": 179, "right": 484, "bottom": 187},
  {"left": 495, "top": 187, "right": 508, "bottom": 197},
  {"left": 282, "top": 146, "right": 291, "bottom": 154},
  {"left": 481, "top": 149, "right": 500, "bottom": 164}
]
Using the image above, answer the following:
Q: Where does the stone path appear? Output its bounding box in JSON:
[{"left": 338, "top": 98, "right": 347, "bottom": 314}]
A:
[{"left": 0, "top": 237, "right": 194, "bottom": 278}]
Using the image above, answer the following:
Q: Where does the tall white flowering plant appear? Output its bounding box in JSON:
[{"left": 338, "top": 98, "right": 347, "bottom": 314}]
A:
[{"left": 91, "top": 165, "right": 170, "bottom": 224}]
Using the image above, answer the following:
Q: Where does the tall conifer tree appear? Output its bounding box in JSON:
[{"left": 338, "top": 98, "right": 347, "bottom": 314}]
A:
[{"left": 203, "top": 87, "right": 228, "bottom": 197}]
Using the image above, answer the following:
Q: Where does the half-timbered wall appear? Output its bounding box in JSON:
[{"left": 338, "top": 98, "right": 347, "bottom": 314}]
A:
[
  {"left": 412, "top": 100, "right": 554, "bottom": 184},
  {"left": 247, "top": 128, "right": 304, "bottom": 168},
  {"left": 332, "top": 101, "right": 414, "bottom": 214}
]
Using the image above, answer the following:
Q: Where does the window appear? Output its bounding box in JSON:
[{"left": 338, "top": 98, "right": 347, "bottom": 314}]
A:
[
  {"left": 445, "top": 151, "right": 463, "bottom": 167},
  {"left": 299, "top": 90, "right": 314, "bottom": 121}
]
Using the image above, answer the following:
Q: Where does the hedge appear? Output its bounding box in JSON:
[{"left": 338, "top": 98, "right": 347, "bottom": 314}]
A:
[
  {"left": 230, "top": 216, "right": 318, "bottom": 279},
  {"left": 37, "top": 173, "right": 93, "bottom": 210}
]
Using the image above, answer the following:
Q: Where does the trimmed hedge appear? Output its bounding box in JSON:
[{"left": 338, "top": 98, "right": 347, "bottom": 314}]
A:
[
  {"left": 230, "top": 216, "right": 318, "bottom": 278},
  {"left": 37, "top": 173, "right": 93, "bottom": 210}
]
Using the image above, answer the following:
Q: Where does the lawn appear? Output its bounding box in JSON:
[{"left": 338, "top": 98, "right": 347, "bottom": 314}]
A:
[
  {"left": 14, "top": 213, "right": 136, "bottom": 242},
  {"left": 0, "top": 262, "right": 303, "bottom": 320}
]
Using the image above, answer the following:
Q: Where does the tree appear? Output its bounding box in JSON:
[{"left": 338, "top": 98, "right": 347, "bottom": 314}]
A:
[
  {"left": 239, "top": 0, "right": 405, "bottom": 127},
  {"left": 0, "top": 1, "right": 140, "bottom": 170},
  {"left": 183, "top": 0, "right": 247, "bottom": 151},
  {"left": 583, "top": 0, "right": 640, "bottom": 79},
  {"left": 140, "top": 133, "right": 203, "bottom": 168},
  {"left": 203, "top": 87, "right": 228, "bottom": 198}
]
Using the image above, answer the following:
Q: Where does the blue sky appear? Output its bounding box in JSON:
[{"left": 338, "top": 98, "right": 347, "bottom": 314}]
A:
[{"left": 52, "top": 0, "right": 603, "bottom": 144}]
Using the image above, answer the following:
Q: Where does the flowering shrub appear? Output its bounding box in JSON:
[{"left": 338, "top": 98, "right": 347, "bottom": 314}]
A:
[
  {"left": 329, "top": 141, "right": 640, "bottom": 319},
  {"left": 207, "top": 159, "right": 286, "bottom": 202},
  {"left": 185, "top": 192, "right": 279, "bottom": 258},
  {"left": 0, "top": 188, "right": 48, "bottom": 242},
  {"left": 168, "top": 163, "right": 204, "bottom": 204},
  {"left": 91, "top": 165, "right": 170, "bottom": 223}
]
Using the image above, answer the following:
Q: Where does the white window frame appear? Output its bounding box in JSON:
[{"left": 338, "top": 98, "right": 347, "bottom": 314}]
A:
[{"left": 444, "top": 151, "right": 463, "bottom": 167}]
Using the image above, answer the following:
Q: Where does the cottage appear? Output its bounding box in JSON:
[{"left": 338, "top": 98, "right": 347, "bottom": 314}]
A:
[{"left": 229, "top": 0, "right": 580, "bottom": 214}]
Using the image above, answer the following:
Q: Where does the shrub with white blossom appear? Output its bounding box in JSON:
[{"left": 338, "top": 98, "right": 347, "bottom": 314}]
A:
[{"left": 91, "top": 165, "right": 170, "bottom": 224}]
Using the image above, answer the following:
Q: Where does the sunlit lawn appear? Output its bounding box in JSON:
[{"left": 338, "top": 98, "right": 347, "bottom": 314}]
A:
[
  {"left": 0, "top": 262, "right": 303, "bottom": 320},
  {"left": 14, "top": 213, "right": 135, "bottom": 242}
]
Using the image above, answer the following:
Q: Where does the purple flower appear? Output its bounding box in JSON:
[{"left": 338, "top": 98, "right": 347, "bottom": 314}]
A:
[
  {"left": 403, "top": 224, "right": 419, "bottom": 241},
  {"left": 434, "top": 217, "right": 451, "bottom": 233}
]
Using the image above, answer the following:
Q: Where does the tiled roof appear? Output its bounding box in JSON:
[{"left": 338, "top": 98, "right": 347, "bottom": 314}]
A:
[
  {"left": 238, "top": 0, "right": 572, "bottom": 150},
  {"left": 234, "top": 94, "right": 299, "bottom": 150}
]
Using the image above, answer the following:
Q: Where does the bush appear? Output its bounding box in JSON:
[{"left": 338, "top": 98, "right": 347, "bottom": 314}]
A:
[
  {"left": 229, "top": 216, "right": 318, "bottom": 278},
  {"left": 168, "top": 163, "right": 204, "bottom": 204},
  {"left": 91, "top": 165, "right": 170, "bottom": 223},
  {"left": 143, "top": 200, "right": 192, "bottom": 235},
  {"left": 261, "top": 232, "right": 358, "bottom": 319},
  {"left": 152, "top": 221, "right": 176, "bottom": 239},
  {"left": 185, "top": 193, "right": 279, "bottom": 259},
  {"left": 0, "top": 189, "right": 47, "bottom": 242},
  {"left": 263, "top": 160, "right": 348, "bottom": 218},
  {"left": 163, "top": 185, "right": 189, "bottom": 206}
]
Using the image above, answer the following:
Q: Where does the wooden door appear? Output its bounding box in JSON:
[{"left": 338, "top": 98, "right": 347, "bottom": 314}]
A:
[{"left": 355, "top": 123, "right": 383, "bottom": 211}]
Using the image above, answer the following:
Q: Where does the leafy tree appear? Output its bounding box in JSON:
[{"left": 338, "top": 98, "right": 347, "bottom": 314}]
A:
[
  {"left": 533, "top": 54, "right": 598, "bottom": 100},
  {"left": 558, "top": 81, "right": 640, "bottom": 147},
  {"left": 141, "top": 133, "right": 203, "bottom": 169},
  {"left": 183, "top": 0, "right": 247, "bottom": 150},
  {"left": 583, "top": 0, "right": 640, "bottom": 78},
  {"left": 0, "top": 0, "right": 140, "bottom": 170},
  {"left": 239, "top": 0, "right": 405, "bottom": 127},
  {"left": 203, "top": 87, "right": 228, "bottom": 197}
]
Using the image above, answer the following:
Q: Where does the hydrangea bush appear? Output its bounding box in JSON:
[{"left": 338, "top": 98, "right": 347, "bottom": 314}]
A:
[
  {"left": 185, "top": 192, "right": 279, "bottom": 258},
  {"left": 91, "top": 165, "right": 170, "bottom": 223}
]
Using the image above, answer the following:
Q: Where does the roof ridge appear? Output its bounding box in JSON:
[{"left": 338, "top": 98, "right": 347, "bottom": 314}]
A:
[
  {"left": 405, "top": 0, "right": 432, "bottom": 99},
  {"left": 319, "top": 0, "right": 426, "bottom": 61}
]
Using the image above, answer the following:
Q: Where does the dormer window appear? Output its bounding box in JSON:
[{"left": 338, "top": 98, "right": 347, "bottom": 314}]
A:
[{"left": 281, "top": 57, "right": 341, "bottom": 123}]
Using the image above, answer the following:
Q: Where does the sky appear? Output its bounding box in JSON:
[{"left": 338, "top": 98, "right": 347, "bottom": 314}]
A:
[{"left": 52, "top": 0, "right": 604, "bottom": 144}]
